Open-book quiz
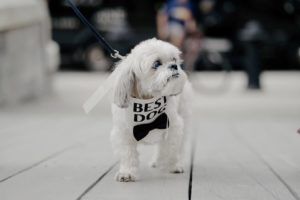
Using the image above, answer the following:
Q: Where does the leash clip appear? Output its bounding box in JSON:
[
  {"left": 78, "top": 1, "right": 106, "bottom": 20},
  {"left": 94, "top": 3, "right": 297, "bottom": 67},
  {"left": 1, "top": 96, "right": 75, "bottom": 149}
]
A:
[{"left": 111, "top": 50, "right": 125, "bottom": 60}]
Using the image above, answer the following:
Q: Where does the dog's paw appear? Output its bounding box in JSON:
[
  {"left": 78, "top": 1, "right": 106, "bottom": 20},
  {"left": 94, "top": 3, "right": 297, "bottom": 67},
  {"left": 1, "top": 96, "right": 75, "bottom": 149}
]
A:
[
  {"left": 115, "top": 172, "right": 136, "bottom": 182},
  {"left": 169, "top": 166, "right": 184, "bottom": 174}
]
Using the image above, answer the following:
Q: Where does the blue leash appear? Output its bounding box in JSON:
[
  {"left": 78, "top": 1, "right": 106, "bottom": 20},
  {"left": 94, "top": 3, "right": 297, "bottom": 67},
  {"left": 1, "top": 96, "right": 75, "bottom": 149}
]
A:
[{"left": 65, "top": 0, "right": 124, "bottom": 59}]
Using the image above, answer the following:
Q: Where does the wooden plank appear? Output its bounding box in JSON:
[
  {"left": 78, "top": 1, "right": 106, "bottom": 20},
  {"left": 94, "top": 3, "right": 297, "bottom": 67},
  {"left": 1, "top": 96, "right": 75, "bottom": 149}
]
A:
[
  {"left": 0, "top": 116, "right": 110, "bottom": 181},
  {"left": 233, "top": 120, "right": 300, "bottom": 199},
  {"left": 0, "top": 116, "right": 84, "bottom": 149},
  {"left": 0, "top": 133, "right": 116, "bottom": 200},
  {"left": 0, "top": 114, "right": 42, "bottom": 134},
  {"left": 0, "top": 71, "right": 298, "bottom": 200},
  {"left": 81, "top": 142, "right": 192, "bottom": 200},
  {"left": 191, "top": 122, "right": 296, "bottom": 200}
]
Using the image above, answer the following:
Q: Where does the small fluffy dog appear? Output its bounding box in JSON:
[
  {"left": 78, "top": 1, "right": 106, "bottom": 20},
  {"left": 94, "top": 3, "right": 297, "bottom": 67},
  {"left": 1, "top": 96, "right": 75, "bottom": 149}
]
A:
[{"left": 111, "top": 38, "right": 192, "bottom": 182}]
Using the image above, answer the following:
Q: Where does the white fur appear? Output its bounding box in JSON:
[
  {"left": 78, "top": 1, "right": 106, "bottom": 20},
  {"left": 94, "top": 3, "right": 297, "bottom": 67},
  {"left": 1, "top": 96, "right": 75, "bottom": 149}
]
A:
[{"left": 110, "top": 38, "right": 193, "bottom": 182}]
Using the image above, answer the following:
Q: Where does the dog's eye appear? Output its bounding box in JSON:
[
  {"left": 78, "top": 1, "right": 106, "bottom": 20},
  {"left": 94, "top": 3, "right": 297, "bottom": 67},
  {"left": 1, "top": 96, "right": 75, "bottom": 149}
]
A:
[{"left": 152, "top": 60, "right": 162, "bottom": 69}]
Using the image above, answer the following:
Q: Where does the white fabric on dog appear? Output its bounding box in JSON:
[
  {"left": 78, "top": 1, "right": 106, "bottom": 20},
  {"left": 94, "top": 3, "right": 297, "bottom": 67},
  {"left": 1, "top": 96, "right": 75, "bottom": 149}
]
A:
[{"left": 129, "top": 96, "right": 169, "bottom": 144}]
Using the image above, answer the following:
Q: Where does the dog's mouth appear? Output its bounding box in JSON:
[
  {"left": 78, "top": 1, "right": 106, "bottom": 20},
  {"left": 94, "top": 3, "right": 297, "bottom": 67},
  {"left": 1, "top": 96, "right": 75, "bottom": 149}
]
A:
[
  {"left": 167, "top": 73, "right": 180, "bottom": 82},
  {"left": 170, "top": 92, "right": 181, "bottom": 96},
  {"left": 163, "top": 73, "right": 183, "bottom": 96},
  {"left": 172, "top": 73, "right": 180, "bottom": 78}
]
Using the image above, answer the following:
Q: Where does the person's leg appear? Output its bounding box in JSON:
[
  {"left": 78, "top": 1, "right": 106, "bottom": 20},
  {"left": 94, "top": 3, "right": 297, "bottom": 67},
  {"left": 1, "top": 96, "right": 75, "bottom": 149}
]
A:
[{"left": 244, "top": 42, "right": 261, "bottom": 89}]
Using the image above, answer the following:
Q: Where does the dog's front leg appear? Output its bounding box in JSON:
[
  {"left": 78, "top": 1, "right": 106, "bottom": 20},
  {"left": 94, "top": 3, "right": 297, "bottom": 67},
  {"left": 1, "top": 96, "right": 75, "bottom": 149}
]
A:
[
  {"left": 111, "top": 128, "right": 139, "bottom": 182},
  {"left": 153, "top": 119, "right": 184, "bottom": 173}
]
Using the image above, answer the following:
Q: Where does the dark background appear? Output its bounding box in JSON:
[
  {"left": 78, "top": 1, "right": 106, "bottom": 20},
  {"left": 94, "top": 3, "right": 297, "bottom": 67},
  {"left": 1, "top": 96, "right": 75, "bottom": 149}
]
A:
[{"left": 48, "top": 0, "right": 300, "bottom": 71}]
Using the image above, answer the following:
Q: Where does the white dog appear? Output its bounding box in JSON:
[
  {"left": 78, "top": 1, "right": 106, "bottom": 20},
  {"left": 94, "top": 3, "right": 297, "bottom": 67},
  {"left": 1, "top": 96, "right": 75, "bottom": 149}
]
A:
[{"left": 110, "top": 38, "right": 192, "bottom": 182}]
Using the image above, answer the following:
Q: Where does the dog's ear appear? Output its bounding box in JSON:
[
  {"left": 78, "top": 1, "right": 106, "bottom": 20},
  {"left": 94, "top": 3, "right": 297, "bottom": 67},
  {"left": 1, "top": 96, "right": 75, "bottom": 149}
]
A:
[{"left": 113, "top": 60, "right": 134, "bottom": 108}]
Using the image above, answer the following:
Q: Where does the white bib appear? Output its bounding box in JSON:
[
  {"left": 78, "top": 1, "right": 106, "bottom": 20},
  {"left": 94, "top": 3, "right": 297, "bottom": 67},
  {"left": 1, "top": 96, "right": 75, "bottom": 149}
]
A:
[{"left": 129, "top": 96, "right": 170, "bottom": 144}]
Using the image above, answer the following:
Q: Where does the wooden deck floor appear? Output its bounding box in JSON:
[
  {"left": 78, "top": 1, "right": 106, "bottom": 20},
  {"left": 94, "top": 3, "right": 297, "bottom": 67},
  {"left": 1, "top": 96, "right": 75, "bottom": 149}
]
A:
[{"left": 0, "top": 72, "right": 299, "bottom": 200}]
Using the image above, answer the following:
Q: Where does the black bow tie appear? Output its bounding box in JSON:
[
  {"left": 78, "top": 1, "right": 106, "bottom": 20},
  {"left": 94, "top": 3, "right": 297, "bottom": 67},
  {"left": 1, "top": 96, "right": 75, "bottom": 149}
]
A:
[{"left": 133, "top": 113, "right": 170, "bottom": 141}]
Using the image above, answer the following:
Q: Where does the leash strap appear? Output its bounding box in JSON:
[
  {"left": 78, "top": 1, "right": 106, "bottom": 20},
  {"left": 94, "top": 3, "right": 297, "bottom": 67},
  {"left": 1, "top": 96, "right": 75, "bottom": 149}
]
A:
[
  {"left": 66, "top": 0, "right": 124, "bottom": 59},
  {"left": 83, "top": 68, "right": 120, "bottom": 113},
  {"left": 65, "top": 0, "right": 126, "bottom": 113}
]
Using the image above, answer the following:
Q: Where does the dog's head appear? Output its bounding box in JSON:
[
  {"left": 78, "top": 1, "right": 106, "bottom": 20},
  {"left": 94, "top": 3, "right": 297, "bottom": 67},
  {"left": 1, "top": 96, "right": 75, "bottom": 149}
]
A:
[{"left": 114, "top": 38, "right": 187, "bottom": 108}]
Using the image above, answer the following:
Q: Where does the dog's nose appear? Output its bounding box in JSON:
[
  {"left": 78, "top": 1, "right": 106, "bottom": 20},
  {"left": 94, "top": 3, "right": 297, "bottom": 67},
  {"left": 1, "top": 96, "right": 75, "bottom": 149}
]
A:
[{"left": 170, "top": 64, "right": 178, "bottom": 70}]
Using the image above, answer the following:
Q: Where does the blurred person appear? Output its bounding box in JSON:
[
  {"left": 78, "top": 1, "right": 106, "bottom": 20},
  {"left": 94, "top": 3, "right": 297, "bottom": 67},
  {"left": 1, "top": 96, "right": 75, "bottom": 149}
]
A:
[
  {"left": 157, "top": 0, "right": 203, "bottom": 70},
  {"left": 238, "top": 20, "right": 267, "bottom": 90}
]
